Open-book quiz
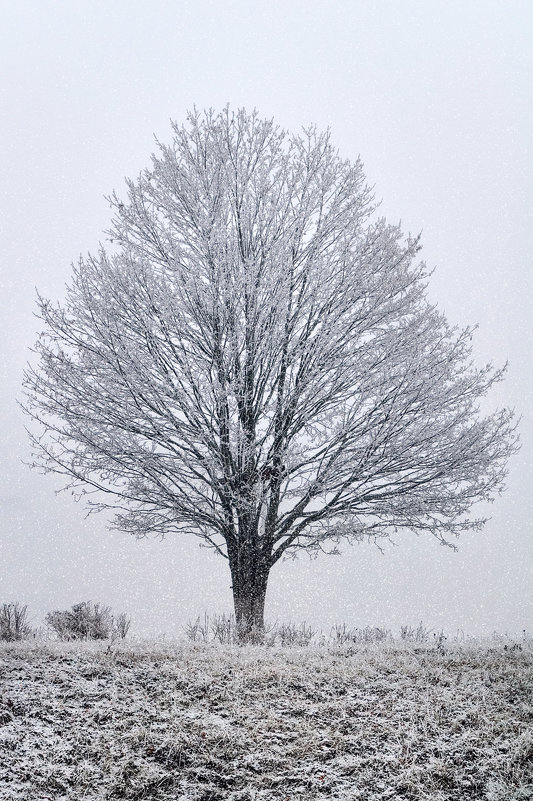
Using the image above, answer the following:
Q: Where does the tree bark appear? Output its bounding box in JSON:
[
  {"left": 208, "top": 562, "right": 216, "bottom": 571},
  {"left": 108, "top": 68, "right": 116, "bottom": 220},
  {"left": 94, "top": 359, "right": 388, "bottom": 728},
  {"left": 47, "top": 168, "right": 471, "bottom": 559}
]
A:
[{"left": 229, "top": 548, "right": 270, "bottom": 643}]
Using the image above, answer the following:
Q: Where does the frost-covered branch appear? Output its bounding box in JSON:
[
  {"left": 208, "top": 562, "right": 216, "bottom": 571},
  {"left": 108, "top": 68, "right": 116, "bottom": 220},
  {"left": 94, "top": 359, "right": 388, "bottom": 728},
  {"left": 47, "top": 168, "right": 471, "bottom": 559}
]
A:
[{"left": 22, "top": 108, "right": 519, "bottom": 634}]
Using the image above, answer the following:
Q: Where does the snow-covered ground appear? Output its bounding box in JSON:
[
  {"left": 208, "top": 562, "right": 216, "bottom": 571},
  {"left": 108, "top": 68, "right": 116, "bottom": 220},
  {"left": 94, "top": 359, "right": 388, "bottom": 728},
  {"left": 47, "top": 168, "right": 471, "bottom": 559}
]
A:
[{"left": 0, "top": 636, "right": 531, "bottom": 800}]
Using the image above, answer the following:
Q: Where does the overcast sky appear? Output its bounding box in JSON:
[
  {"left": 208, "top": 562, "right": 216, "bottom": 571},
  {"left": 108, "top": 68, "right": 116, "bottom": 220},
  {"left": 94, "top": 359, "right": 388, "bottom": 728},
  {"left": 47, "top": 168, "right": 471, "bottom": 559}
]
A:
[{"left": 1, "top": 0, "right": 531, "bottom": 638}]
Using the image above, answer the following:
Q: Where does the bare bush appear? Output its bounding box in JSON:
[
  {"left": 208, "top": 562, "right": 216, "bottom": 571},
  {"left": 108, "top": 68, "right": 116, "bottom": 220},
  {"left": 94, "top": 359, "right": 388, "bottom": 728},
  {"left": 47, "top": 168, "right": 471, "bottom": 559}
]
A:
[
  {"left": 433, "top": 630, "right": 448, "bottom": 653},
  {"left": 185, "top": 614, "right": 211, "bottom": 644},
  {"left": 400, "top": 622, "right": 431, "bottom": 642},
  {"left": 210, "top": 613, "right": 237, "bottom": 645},
  {"left": 331, "top": 623, "right": 354, "bottom": 645},
  {"left": 277, "top": 621, "right": 315, "bottom": 647},
  {"left": 331, "top": 623, "right": 392, "bottom": 645},
  {"left": 0, "top": 602, "right": 31, "bottom": 641},
  {"left": 113, "top": 612, "right": 131, "bottom": 640},
  {"left": 45, "top": 601, "right": 130, "bottom": 641}
]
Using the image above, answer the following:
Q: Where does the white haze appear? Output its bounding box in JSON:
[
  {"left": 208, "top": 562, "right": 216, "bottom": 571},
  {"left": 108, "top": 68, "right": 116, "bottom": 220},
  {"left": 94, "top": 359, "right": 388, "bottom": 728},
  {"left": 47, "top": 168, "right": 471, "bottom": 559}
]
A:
[{"left": 1, "top": 0, "right": 531, "bottom": 638}]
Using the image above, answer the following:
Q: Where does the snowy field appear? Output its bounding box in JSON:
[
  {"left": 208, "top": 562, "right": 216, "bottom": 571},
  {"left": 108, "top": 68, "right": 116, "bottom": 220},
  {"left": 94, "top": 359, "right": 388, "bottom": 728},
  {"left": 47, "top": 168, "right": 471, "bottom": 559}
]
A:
[{"left": 1, "top": 636, "right": 532, "bottom": 800}]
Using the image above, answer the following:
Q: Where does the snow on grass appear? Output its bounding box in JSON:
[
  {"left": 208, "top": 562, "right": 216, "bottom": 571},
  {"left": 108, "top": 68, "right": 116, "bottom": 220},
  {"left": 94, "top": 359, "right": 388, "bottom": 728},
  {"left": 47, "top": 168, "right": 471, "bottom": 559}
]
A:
[{"left": 0, "top": 636, "right": 531, "bottom": 799}]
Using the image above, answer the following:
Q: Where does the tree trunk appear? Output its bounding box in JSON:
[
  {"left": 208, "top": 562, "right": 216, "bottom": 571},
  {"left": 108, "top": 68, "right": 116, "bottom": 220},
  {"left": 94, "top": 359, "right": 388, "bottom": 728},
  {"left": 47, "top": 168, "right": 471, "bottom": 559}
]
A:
[{"left": 229, "top": 552, "right": 270, "bottom": 644}]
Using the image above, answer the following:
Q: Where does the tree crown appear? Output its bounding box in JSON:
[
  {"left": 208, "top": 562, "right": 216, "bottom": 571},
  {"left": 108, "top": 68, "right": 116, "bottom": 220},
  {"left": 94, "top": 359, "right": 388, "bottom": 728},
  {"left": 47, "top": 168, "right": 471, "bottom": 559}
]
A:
[{"left": 23, "top": 108, "right": 519, "bottom": 564}]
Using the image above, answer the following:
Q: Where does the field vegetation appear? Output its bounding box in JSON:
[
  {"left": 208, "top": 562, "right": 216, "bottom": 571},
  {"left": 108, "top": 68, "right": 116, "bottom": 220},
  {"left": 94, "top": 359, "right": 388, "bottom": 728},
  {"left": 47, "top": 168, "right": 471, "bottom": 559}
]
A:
[{"left": 0, "top": 627, "right": 531, "bottom": 800}]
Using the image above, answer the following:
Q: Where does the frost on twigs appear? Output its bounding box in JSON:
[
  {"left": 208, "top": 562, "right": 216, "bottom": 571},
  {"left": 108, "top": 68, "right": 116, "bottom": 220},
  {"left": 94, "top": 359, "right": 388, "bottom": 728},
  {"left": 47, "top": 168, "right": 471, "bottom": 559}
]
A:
[
  {"left": 0, "top": 603, "right": 31, "bottom": 642},
  {"left": 0, "top": 635, "right": 531, "bottom": 799},
  {"left": 21, "top": 108, "right": 520, "bottom": 632},
  {"left": 45, "top": 601, "right": 131, "bottom": 641},
  {"left": 185, "top": 613, "right": 317, "bottom": 646}
]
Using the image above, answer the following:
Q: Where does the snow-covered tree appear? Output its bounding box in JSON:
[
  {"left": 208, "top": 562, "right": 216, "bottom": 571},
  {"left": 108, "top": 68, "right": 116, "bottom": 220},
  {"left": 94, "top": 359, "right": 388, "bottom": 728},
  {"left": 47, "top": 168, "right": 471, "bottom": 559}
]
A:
[{"left": 23, "top": 109, "right": 519, "bottom": 638}]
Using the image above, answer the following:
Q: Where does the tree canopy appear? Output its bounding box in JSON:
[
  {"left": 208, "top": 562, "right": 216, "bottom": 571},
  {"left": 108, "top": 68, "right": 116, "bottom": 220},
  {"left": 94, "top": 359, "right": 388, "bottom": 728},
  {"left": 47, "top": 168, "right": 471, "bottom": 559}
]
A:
[{"left": 23, "top": 108, "right": 519, "bottom": 634}]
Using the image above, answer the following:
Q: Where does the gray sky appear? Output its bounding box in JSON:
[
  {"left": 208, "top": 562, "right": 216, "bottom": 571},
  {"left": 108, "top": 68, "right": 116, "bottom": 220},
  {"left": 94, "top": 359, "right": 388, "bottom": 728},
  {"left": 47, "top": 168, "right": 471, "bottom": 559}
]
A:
[{"left": 1, "top": 0, "right": 531, "bottom": 638}]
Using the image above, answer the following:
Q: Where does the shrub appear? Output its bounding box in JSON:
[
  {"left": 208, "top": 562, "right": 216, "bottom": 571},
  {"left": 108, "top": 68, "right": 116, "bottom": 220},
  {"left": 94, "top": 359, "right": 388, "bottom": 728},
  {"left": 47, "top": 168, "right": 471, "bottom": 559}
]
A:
[
  {"left": 210, "top": 613, "right": 237, "bottom": 645},
  {"left": 185, "top": 613, "right": 241, "bottom": 644},
  {"left": 277, "top": 621, "right": 315, "bottom": 647},
  {"left": 0, "top": 602, "right": 31, "bottom": 641},
  {"left": 45, "top": 601, "right": 131, "bottom": 641},
  {"left": 113, "top": 612, "right": 131, "bottom": 640},
  {"left": 400, "top": 622, "right": 431, "bottom": 642},
  {"left": 331, "top": 623, "right": 392, "bottom": 645},
  {"left": 185, "top": 613, "right": 211, "bottom": 644}
]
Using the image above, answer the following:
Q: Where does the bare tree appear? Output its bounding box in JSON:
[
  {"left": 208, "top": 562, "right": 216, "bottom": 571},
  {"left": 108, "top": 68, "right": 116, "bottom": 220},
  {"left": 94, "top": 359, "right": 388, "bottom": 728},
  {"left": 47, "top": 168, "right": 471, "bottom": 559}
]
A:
[
  {"left": 22, "top": 109, "right": 518, "bottom": 639},
  {"left": 0, "top": 603, "right": 31, "bottom": 641}
]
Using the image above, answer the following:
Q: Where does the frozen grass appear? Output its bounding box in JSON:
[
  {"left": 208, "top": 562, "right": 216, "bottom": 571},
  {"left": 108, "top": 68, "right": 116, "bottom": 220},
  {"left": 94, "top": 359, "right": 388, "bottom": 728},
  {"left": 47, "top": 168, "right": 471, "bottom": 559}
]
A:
[{"left": 0, "top": 635, "right": 532, "bottom": 800}]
